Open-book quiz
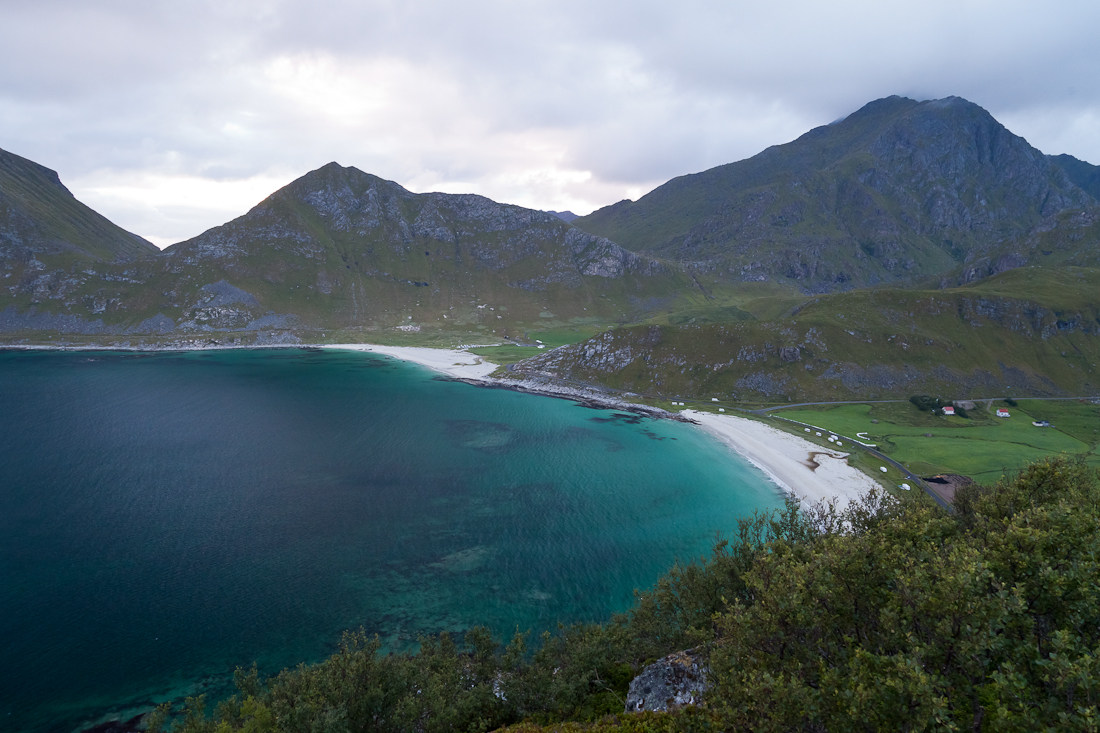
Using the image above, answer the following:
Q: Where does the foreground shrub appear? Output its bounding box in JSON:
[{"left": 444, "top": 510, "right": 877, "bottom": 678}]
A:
[{"left": 151, "top": 458, "right": 1100, "bottom": 732}]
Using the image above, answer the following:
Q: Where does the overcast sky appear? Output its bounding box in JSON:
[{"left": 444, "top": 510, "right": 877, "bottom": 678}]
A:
[{"left": 3, "top": 0, "right": 1099, "bottom": 247}]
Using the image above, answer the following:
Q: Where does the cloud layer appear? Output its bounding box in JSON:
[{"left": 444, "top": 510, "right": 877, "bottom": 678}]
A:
[{"left": 3, "top": 0, "right": 1099, "bottom": 246}]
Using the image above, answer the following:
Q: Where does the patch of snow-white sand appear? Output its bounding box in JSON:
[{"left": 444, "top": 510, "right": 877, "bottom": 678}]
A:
[
  {"left": 324, "top": 344, "right": 499, "bottom": 379},
  {"left": 682, "top": 410, "right": 880, "bottom": 510}
]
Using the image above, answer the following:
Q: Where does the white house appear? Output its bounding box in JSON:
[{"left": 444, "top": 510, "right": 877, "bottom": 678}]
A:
[
  {"left": 942, "top": 405, "right": 956, "bottom": 416},
  {"left": 997, "top": 409, "right": 1011, "bottom": 418}
]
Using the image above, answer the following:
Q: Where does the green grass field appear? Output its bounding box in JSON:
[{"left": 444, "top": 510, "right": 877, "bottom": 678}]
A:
[
  {"left": 775, "top": 400, "right": 1099, "bottom": 483},
  {"left": 467, "top": 327, "right": 605, "bottom": 365}
]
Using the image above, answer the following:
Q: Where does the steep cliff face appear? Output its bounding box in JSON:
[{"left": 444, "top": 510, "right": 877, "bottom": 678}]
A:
[{"left": 575, "top": 97, "right": 1096, "bottom": 292}]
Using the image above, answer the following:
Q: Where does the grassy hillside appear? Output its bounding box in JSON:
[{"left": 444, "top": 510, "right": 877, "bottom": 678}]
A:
[
  {"left": 0, "top": 147, "right": 156, "bottom": 262},
  {"left": 513, "top": 266, "right": 1100, "bottom": 404},
  {"left": 0, "top": 164, "right": 709, "bottom": 345}
]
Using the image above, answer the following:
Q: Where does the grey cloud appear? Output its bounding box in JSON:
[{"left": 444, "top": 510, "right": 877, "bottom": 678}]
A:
[{"left": 3, "top": 0, "right": 1100, "bottom": 243}]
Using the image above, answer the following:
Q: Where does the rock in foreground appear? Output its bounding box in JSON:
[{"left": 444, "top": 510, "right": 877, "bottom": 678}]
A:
[{"left": 624, "top": 649, "right": 709, "bottom": 713}]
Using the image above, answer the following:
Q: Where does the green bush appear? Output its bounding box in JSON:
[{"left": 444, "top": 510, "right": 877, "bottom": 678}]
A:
[
  {"left": 150, "top": 460, "right": 1100, "bottom": 733},
  {"left": 708, "top": 456, "right": 1100, "bottom": 732},
  {"left": 909, "top": 394, "right": 943, "bottom": 412}
]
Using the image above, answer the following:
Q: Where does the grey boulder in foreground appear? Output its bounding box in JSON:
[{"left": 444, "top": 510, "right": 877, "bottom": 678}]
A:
[{"left": 625, "top": 649, "right": 709, "bottom": 713}]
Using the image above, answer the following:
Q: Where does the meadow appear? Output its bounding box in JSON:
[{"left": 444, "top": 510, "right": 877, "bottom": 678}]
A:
[{"left": 775, "top": 399, "right": 1100, "bottom": 483}]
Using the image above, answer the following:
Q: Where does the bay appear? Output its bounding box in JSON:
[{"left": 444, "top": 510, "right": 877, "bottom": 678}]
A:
[{"left": 0, "top": 348, "right": 783, "bottom": 732}]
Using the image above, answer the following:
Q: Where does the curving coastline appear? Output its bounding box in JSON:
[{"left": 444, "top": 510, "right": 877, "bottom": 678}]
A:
[{"left": 325, "top": 344, "right": 880, "bottom": 509}]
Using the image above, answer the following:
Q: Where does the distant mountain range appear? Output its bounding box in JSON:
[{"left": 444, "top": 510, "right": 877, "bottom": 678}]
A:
[{"left": 2, "top": 95, "right": 1099, "bottom": 394}]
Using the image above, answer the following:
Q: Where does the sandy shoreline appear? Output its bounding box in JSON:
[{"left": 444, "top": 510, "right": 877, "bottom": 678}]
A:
[
  {"left": 326, "top": 344, "right": 878, "bottom": 508},
  {"left": 8, "top": 341, "right": 879, "bottom": 508},
  {"left": 682, "top": 410, "right": 880, "bottom": 510},
  {"left": 324, "top": 344, "right": 501, "bottom": 379}
]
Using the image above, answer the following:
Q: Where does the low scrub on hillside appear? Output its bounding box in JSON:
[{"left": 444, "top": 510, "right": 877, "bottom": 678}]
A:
[{"left": 150, "top": 458, "right": 1099, "bottom": 733}]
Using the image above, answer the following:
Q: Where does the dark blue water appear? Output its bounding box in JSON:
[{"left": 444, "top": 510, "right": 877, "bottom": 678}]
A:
[{"left": 0, "top": 349, "right": 783, "bottom": 732}]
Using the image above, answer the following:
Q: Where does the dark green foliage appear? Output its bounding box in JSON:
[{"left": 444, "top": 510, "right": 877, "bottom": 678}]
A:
[
  {"left": 499, "top": 707, "right": 724, "bottom": 733},
  {"left": 909, "top": 394, "right": 943, "bottom": 412},
  {"left": 1005, "top": 397, "right": 1018, "bottom": 407},
  {"left": 908, "top": 394, "right": 971, "bottom": 418},
  {"left": 149, "top": 460, "right": 1100, "bottom": 732},
  {"left": 708, "top": 456, "right": 1100, "bottom": 731}
]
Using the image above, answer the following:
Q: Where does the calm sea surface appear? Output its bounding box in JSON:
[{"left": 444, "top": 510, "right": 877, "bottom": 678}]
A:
[{"left": 0, "top": 349, "right": 783, "bottom": 732}]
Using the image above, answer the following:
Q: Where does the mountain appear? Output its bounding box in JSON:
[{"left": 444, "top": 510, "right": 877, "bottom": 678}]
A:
[
  {"left": 0, "top": 147, "right": 156, "bottom": 262},
  {"left": 574, "top": 96, "right": 1097, "bottom": 292},
  {"left": 1050, "top": 153, "right": 1100, "bottom": 201},
  {"left": 155, "top": 163, "right": 683, "bottom": 334},
  {"left": 0, "top": 162, "right": 690, "bottom": 343},
  {"left": 544, "top": 210, "right": 579, "bottom": 222},
  {"left": 2, "top": 96, "right": 1099, "bottom": 364}
]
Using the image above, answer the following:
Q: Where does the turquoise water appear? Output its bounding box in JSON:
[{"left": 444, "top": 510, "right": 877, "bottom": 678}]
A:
[{"left": 0, "top": 349, "right": 783, "bottom": 732}]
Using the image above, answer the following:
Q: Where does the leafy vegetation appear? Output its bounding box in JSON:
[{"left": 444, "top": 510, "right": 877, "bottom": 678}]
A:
[
  {"left": 706, "top": 456, "right": 1100, "bottom": 732},
  {"left": 909, "top": 394, "right": 945, "bottom": 412},
  {"left": 147, "top": 457, "right": 1100, "bottom": 732}
]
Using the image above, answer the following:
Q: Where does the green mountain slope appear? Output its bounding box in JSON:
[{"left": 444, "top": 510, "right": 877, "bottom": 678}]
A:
[
  {"left": 1050, "top": 153, "right": 1100, "bottom": 201},
  {"left": 154, "top": 163, "right": 689, "bottom": 335},
  {"left": 513, "top": 266, "right": 1100, "bottom": 402},
  {"left": 575, "top": 96, "right": 1095, "bottom": 292},
  {"left": 0, "top": 147, "right": 156, "bottom": 262},
  {"left": 0, "top": 162, "right": 698, "bottom": 343}
]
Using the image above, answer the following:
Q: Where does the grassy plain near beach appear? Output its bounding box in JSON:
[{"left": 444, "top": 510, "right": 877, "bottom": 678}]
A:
[{"left": 777, "top": 399, "right": 1100, "bottom": 483}]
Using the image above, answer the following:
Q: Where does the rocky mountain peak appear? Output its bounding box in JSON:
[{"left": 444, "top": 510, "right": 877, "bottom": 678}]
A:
[{"left": 574, "top": 95, "right": 1097, "bottom": 292}]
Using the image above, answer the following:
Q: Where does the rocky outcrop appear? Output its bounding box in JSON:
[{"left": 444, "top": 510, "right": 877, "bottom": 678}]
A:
[{"left": 624, "top": 650, "right": 709, "bottom": 713}]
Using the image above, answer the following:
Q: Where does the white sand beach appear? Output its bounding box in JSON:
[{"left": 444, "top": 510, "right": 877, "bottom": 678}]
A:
[
  {"left": 682, "top": 410, "right": 880, "bottom": 510},
  {"left": 324, "top": 344, "right": 500, "bottom": 380}
]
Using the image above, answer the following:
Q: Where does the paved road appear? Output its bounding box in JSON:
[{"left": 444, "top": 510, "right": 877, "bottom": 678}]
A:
[
  {"left": 757, "top": 395, "right": 1099, "bottom": 414},
  {"left": 754, "top": 399, "right": 904, "bottom": 413}
]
